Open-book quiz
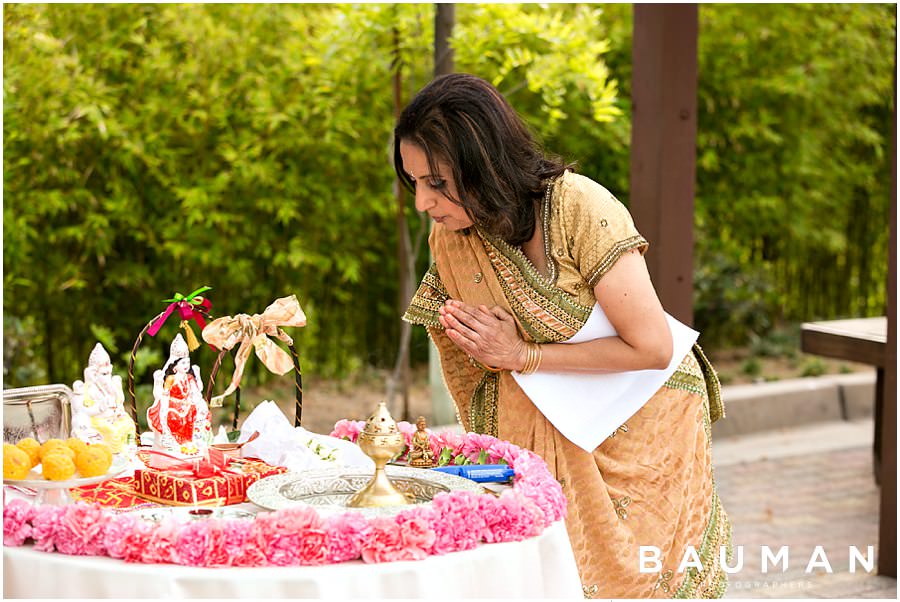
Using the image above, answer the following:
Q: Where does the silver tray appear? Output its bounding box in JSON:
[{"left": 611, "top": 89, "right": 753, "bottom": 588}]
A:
[
  {"left": 2, "top": 384, "right": 72, "bottom": 444},
  {"left": 247, "top": 465, "right": 484, "bottom": 518}
]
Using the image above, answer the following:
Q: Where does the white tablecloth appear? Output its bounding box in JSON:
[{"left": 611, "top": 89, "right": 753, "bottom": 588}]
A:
[{"left": 3, "top": 520, "right": 581, "bottom": 598}]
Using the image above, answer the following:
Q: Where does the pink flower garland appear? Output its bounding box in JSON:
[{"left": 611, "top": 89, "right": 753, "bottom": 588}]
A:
[{"left": 2, "top": 428, "right": 566, "bottom": 567}]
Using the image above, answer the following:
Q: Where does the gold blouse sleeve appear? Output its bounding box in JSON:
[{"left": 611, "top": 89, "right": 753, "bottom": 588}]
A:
[{"left": 558, "top": 173, "right": 649, "bottom": 288}]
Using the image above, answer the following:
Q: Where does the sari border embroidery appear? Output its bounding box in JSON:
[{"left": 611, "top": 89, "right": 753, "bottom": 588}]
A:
[
  {"left": 692, "top": 344, "right": 726, "bottom": 423},
  {"left": 663, "top": 347, "right": 707, "bottom": 397},
  {"left": 673, "top": 490, "right": 733, "bottom": 599},
  {"left": 671, "top": 347, "right": 733, "bottom": 599},
  {"left": 470, "top": 371, "right": 499, "bottom": 437},
  {"left": 585, "top": 234, "right": 649, "bottom": 288},
  {"left": 403, "top": 262, "right": 448, "bottom": 329},
  {"left": 478, "top": 231, "right": 591, "bottom": 344},
  {"left": 542, "top": 176, "right": 560, "bottom": 284}
]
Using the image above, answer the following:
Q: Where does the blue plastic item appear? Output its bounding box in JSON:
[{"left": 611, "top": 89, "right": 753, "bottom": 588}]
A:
[{"left": 431, "top": 464, "right": 515, "bottom": 483}]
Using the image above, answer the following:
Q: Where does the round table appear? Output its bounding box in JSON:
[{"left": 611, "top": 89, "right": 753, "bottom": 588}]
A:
[{"left": 4, "top": 520, "right": 582, "bottom": 598}]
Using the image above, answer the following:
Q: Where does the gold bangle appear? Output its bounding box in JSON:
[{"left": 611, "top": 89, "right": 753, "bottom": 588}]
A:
[
  {"left": 533, "top": 343, "right": 543, "bottom": 373},
  {"left": 520, "top": 343, "right": 541, "bottom": 375},
  {"left": 517, "top": 345, "right": 528, "bottom": 375}
]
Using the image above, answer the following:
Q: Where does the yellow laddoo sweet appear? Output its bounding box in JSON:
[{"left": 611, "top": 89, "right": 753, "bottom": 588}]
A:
[
  {"left": 74, "top": 446, "right": 112, "bottom": 478},
  {"left": 66, "top": 437, "right": 88, "bottom": 456},
  {"left": 75, "top": 446, "right": 112, "bottom": 477},
  {"left": 4, "top": 444, "right": 32, "bottom": 480},
  {"left": 39, "top": 439, "right": 74, "bottom": 461},
  {"left": 42, "top": 452, "right": 76, "bottom": 481},
  {"left": 15, "top": 437, "right": 41, "bottom": 467},
  {"left": 88, "top": 443, "right": 113, "bottom": 465}
]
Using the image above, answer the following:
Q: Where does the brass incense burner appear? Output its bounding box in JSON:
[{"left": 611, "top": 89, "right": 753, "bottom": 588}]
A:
[{"left": 346, "top": 402, "right": 412, "bottom": 508}]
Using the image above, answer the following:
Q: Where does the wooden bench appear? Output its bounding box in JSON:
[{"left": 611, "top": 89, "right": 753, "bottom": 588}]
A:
[
  {"left": 801, "top": 316, "right": 894, "bottom": 576},
  {"left": 801, "top": 317, "right": 887, "bottom": 470}
]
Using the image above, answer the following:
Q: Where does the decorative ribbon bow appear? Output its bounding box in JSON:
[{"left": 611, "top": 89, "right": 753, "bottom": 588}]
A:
[
  {"left": 201, "top": 295, "right": 307, "bottom": 405},
  {"left": 147, "top": 286, "right": 215, "bottom": 351},
  {"left": 144, "top": 447, "right": 230, "bottom": 478}
]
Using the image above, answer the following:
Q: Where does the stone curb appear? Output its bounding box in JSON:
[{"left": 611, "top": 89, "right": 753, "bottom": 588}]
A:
[{"left": 713, "top": 371, "right": 876, "bottom": 439}]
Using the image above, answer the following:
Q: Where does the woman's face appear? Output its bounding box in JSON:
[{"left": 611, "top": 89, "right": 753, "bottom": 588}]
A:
[
  {"left": 175, "top": 358, "right": 190, "bottom": 373},
  {"left": 400, "top": 140, "right": 474, "bottom": 230}
]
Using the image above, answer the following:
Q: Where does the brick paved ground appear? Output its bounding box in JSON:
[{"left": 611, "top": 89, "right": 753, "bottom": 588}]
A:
[{"left": 714, "top": 442, "right": 896, "bottom": 598}]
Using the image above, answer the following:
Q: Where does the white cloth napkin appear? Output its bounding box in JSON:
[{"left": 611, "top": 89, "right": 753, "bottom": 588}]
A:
[
  {"left": 511, "top": 303, "right": 699, "bottom": 453},
  {"left": 237, "top": 401, "right": 374, "bottom": 472}
]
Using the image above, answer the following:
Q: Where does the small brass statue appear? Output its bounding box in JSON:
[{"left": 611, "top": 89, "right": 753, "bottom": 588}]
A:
[
  {"left": 408, "top": 416, "right": 435, "bottom": 468},
  {"left": 347, "top": 402, "right": 412, "bottom": 508}
]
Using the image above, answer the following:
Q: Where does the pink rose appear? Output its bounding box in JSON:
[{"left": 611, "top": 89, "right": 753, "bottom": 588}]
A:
[
  {"left": 31, "top": 504, "right": 65, "bottom": 552},
  {"left": 487, "top": 439, "right": 520, "bottom": 465},
  {"left": 330, "top": 419, "right": 364, "bottom": 442},
  {"left": 461, "top": 433, "right": 497, "bottom": 461},
  {"left": 434, "top": 431, "right": 464, "bottom": 454},
  {"left": 360, "top": 517, "right": 407, "bottom": 563},
  {"left": 205, "top": 520, "right": 231, "bottom": 567},
  {"left": 511, "top": 452, "right": 566, "bottom": 523},
  {"left": 395, "top": 508, "right": 436, "bottom": 560},
  {"left": 3, "top": 499, "right": 35, "bottom": 546},
  {"left": 397, "top": 421, "right": 416, "bottom": 443},
  {"left": 172, "top": 519, "right": 230, "bottom": 567},
  {"left": 221, "top": 519, "right": 254, "bottom": 562},
  {"left": 254, "top": 506, "right": 326, "bottom": 566},
  {"left": 429, "top": 491, "right": 485, "bottom": 554},
  {"left": 103, "top": 513, "right": 139, "bottom": 559},
  {"left": 231, "top": 523, "right": 268, "bottom": 567},
  {"left": 480, "top": 490, "right": 545, "bottom": 543},
  {"left": 142, "top": 517, "right": 180, "bottom": 565},
  {"left": 121, "top": 519, "right": 155, "bottom": 563},
  {"left": 55, "top": 503, "right": 108, "bottom": 556},
  {"left": 325, "top": 512, "right": 371, "bottom": 563}
]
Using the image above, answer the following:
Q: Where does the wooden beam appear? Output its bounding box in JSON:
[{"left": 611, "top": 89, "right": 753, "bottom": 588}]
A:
[
  {"left": 877, "top": 48, "right": 896, "bottom": 577},
  {"left": 629, "top": 4, "right": 698, "bottom": 326}
]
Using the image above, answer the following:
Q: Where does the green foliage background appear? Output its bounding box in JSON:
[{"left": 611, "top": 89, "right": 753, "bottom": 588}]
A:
[{"left": 3, "top": 4, "right": 895, "bottom": 392}]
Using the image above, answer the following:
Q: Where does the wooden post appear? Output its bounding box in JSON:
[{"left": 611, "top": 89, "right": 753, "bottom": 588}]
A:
[
  {"left": 878, "top": 53, "right": 896, "bottom": 577},
  {"left": 629, "top": 4, "right": 698, "bottom": 326}
]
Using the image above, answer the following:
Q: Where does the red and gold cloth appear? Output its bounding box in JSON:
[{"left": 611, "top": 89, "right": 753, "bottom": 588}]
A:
[{"left": 71, "top": 476, "right": 150, "bottom": 510}]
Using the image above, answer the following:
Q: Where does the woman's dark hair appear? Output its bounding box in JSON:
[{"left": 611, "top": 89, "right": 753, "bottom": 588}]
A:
[{"left": 393, "top": 73, "right": 572, "bottom": 246}]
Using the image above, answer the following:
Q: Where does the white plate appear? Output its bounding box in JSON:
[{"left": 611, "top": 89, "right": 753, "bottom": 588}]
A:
[
  {"left": 3, "top": 454, "right": 130, "bottom": 490},
  {"left": 248, "top": 465, "right": 484, "bottom": 518}
]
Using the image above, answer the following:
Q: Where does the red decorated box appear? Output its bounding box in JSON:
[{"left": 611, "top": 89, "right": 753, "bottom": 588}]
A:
[{"left": 132, "top": 451, "right": 286, "bottom": 507}]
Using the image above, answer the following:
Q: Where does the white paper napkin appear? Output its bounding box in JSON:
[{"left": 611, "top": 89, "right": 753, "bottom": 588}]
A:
[
  {"left": 511, "top": 303, "right": 699, "bottom": 453},
  {"left": 237, "top": 401, "right": 374, "bottom": 471}
]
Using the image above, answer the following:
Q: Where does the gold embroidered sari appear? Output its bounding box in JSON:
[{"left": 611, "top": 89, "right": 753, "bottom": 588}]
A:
[{"left": 404, "top": 172, "right": 732, "bottom": 598}]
